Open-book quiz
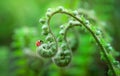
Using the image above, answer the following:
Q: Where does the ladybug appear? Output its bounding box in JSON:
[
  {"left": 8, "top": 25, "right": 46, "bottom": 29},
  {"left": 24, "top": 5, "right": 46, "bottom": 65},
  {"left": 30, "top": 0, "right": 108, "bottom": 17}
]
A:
[{"left": 36, "top": 40, "right": 43, "bottom": 47}]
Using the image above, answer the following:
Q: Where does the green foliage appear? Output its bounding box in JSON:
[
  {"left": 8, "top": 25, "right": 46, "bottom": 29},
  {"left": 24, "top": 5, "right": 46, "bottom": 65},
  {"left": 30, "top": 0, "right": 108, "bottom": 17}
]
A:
[
  {"left": 0, "top": 46, "right": 9, "bottom": 76},
  {"left": 0, "top": 0, "right": 120, "bottom": 76},
  {"left": 10, "top": 27, "right": 44, "bottom": 76}
]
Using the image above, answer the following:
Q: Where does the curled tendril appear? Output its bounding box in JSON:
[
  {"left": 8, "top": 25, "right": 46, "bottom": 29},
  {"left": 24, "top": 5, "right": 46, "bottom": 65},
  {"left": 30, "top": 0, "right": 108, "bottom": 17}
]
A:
[
  {"left": 36, "top": 43, "right": 56, "bottom": 58},
  {"left": 52, "top": 48, "right": 72, "bottom": 67},
  {"left": 38, "top": 6, "right": 119, "bottom": 76}
]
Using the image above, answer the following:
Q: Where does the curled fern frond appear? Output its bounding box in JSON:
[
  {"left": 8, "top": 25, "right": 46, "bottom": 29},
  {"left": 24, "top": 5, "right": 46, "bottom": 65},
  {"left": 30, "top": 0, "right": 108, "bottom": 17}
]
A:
[{"left": 38, "top": 6, "right": 120, "bottom": 76}]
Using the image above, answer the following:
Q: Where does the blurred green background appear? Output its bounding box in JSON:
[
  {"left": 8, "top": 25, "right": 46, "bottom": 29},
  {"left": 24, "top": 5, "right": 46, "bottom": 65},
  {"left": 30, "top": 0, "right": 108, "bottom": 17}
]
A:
[{"left": 0, "top": 0, "right": 120, "bottom": 76}]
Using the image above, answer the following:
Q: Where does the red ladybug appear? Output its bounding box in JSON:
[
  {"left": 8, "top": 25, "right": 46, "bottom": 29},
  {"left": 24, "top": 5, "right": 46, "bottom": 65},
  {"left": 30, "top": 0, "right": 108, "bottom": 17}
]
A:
[{"left": 36, "top": 40, "right": 43, "bottom": 47}]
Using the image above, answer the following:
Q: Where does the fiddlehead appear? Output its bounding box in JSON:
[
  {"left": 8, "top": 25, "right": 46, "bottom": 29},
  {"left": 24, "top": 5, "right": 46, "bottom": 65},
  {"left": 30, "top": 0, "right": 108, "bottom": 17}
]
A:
[{"left": 38, "top": 6, "right": 120, "bottom": 76}]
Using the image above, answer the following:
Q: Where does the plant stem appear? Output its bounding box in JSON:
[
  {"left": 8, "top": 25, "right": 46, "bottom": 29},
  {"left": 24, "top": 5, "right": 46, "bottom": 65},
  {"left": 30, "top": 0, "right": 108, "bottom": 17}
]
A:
[
  {"left": 46, "top": 10, "right": 116, "bottom": 76},
  {"left": 62, "top": 11, "right": 116, "bottom": 76}
]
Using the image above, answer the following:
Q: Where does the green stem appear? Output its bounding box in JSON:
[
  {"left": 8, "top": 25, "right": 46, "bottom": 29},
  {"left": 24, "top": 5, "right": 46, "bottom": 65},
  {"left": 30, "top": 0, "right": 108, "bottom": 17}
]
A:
[
  {"left": 61, "top": 11, "right": 116, "bottom": 76},
  {"left": 64, "top": 23, "right": 79, "bottom": 50},
  {"left": 46, "top": 10, "right": 116, "bottom": 76},
  {"left": 47, "top": 11, "right": 59, "bottom": 51}
]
